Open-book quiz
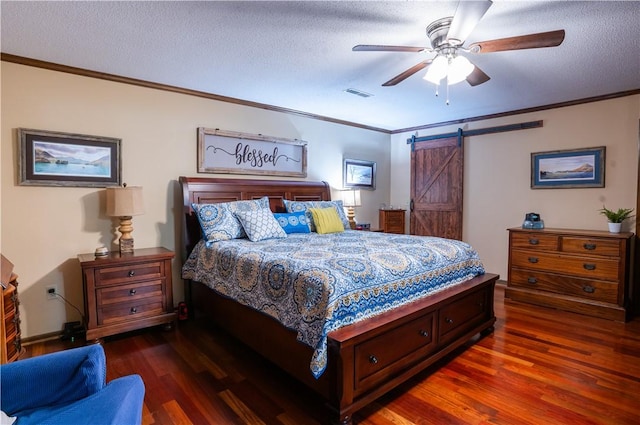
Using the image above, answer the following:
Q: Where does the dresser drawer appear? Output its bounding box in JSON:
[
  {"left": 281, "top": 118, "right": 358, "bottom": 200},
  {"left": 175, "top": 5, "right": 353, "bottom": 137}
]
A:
[
  {"left": 510, "top": 232, "right": 559, "bottom": 251},
  {"left": 96, "top": 280, "right": 164, "bottom": 307},
  {"left": 94, "top": 261, "right": 166, "bottom": 287},
  {"left": 98, "top": 297, "right": 164, "bottom": 326},
  {"left": 511, "top": 249, "right": 619, "bottom": 281},
  {"left": 354, "top": 312, "right": 435, "bottom": 392},
  {"left": 509, "top": 268, "right": 619, "bottom": 304},
  {"left": 439, "top": 288, "right": 490, "bottom": 342},
  {"left": 561, "top": 237, "right": 621, "bottom": 257}
]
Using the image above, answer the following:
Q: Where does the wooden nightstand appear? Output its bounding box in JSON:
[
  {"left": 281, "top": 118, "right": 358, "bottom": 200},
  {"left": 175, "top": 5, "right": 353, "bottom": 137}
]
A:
[
  {"left": 379, "top": 209, "right": 406, "bottom": 234},
  {"left": 79, "top": 247, "right": 176, "bottom": 341}
]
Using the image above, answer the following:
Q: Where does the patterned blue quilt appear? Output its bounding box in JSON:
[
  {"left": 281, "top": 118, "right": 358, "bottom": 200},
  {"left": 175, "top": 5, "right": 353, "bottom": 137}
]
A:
[{"left": 182, "top": 230, "right": 485, "bottom": 378}]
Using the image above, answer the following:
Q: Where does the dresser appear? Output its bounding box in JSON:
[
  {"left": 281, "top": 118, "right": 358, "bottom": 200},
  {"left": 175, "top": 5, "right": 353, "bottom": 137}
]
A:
[
  {"left": 1, "top": 273, "right": 22, "bottom": 364},
  {"left": 506, "top": 228, "right": 635, "bottom": 321},
  {"left": 379, "top": 209, "right": 406, "bottom": 234},
  {"left": 79, "top": 247, "right": 176, "bottom": 341}
]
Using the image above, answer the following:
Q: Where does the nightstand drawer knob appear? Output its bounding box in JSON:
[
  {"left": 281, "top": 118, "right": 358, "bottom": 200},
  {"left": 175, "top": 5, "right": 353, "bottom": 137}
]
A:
[
  {"left": 528, "top": 257, "right": 539, "bottom": 264},
  {"left": 583, "top": 263, "right": 596, "bottom": 271},
  {"left": 130, "top": 307, "right": 138, "bottom": 314},
  {"left": 419, "top": 330, "right": 429, "bottom": 337},
  {"left": 583, "top": 243, "right": 596, "bottom": 250},
  {"left": 445, "top": 317, "right": 454, "bottom": 324},
  {"left": 528, "top": 238, "right": 539, "bottom": 245},
  {"left": 369, "top": 355, "right": 378, "bottom": 364},
  {"left": 128, "top": 270, "right": 135, "bottom": 277},
  {"left": 129, "top": 289, "right": 137, "bottom": 295}
]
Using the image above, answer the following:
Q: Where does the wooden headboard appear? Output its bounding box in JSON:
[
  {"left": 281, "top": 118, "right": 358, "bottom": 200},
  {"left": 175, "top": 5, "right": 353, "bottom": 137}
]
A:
[{"left": 179, "top": 176, "right": 331, "bottom": 258}]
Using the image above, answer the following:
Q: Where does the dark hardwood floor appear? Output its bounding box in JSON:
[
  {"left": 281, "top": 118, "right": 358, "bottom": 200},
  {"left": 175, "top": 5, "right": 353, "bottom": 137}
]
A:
[{"left": 23, "top": 284, "right": 640, "bottom": 425}]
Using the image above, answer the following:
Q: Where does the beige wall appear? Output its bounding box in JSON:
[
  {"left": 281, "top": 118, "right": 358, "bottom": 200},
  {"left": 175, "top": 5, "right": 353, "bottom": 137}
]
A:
[
  {"left": 1, "top": 62, "right": 391, "bottom": 338},
  {"left": 391, "top": 95, "right": 640, "bottom": 281}
]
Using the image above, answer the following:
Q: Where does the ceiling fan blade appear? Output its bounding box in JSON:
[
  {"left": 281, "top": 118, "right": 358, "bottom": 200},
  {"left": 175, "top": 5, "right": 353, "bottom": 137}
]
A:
[
  {"left": 469, "top": 29, "right": 565, "bottom": 53},
  {"left": 466, "top": 65, "right": 490, "bottom": 86},
  {"left": 382, "top": 60, "right": 432, "bottom": 86},
  {"left": 353, "top": 45, "right": 428, "bottom": 53},
  {"left": 447, "top": 0, "right": 493, "bottom": 45}
]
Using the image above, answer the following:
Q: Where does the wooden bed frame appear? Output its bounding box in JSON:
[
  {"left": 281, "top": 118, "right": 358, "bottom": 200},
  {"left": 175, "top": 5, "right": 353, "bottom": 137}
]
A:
[{"left": 180, "top": 176, "right": 498, "bottom": 425}]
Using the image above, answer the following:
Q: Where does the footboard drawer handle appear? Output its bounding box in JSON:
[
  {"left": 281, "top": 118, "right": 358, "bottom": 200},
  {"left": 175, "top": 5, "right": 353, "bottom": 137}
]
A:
[
  {"left": 583, "top": 285, "right": 595, "bottom": 293},
  {"left": 419, "top": 330, "right": 429, "bottom": 337},
  {"left": 583, "top": 263, "right": 596, "bottom": 271},
  {"left": 129, "top": 289, "right": 137, "bottom": 295},
  {"left": 130, "top": 307, "right": 138, "bottom": 314},
  {"left": 528, "top": 238, "right": 539, "bottom": 245},
  {"left": 583, "top": 243, "right": 596, "bottom": 250},
  {"left": 368, "top": 355, "right": 378, "bottom": 364},
  {"left": 528, "top": 257, "right": 539, "bottom": 264},
  {"left": 445, "top": 318, "right": 454, "bottom": 324},
  {"left": 527, "top": 277, "right": 538, "bottom": 284},
  {"left": 128, "top": 270, "right": 136, "bottom": 277}
]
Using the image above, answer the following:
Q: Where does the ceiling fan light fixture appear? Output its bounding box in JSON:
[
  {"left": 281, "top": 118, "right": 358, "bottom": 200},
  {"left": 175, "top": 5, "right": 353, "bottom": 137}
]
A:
[
  {"left": 447, "top": 55, "right": 475, "bottom": 85},
  {"left": 423, "top": 55, "right": 448, "bottom": 84}
]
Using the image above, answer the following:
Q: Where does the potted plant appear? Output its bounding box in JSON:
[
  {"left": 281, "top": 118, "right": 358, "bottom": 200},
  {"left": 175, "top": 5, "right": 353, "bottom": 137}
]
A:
[{"left": 598, "top": 205, "right": 634, "bottom": 233}]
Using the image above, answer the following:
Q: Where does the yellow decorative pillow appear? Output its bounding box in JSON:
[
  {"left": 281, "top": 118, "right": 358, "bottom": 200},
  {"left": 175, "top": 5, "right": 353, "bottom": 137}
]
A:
[{"left": 309, "top": 207, "right": 345, "bottom": 234}]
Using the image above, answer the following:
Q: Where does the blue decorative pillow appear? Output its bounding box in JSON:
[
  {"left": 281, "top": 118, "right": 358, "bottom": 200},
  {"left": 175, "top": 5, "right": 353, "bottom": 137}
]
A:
[
  {"left": 283, "top": 200, "right": 350, "bottom": 232},
  {"left": 192, "top": 197, "right": 269, "bottom": 245},
  {"left": 235, "top": 208, "right": 287, "bottom": 242},
  {"left": 273, "top": 211, "right": 311, "bottom": 234}
]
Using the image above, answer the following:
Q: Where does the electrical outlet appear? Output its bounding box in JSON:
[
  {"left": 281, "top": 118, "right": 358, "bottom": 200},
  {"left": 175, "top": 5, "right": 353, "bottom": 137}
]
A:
[{"left": 46, "top": 285, "right": 57, "bottom": 300}]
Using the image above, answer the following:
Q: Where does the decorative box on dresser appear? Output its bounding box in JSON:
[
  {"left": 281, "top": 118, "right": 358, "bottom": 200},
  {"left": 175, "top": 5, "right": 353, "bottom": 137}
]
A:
[
  {"left": 379, "top": 209, "right": 406, "bottom": 234},
  {"left": 79, "top": 247, "right": 176, "bottom": 341},
  {"left": 506, "top": 227, "right": 635, "bottom": 321}
]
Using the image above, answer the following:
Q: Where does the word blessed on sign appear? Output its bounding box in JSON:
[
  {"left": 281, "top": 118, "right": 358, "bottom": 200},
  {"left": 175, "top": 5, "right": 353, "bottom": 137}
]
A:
[{"left": 197, "top": 128, "right": 307, "bottom": 177}]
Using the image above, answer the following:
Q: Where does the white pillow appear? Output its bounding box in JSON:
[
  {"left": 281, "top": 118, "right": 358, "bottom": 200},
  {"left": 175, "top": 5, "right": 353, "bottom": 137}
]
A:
[{"left": 235, "top": 209, "right": 287, "bottom": 242}]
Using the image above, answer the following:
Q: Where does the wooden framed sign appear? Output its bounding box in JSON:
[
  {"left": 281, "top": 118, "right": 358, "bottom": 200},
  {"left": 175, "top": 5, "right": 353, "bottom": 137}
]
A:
[{"left": 197, "top": 128, "right": 307, "bottom": 177}]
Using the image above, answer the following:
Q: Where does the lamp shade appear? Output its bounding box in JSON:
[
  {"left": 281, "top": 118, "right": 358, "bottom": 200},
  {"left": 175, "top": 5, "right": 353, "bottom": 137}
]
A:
[
  {"left": 447, "top": 55, "right": 474, "bottom": 85},
  {"left": 106, "top": 186, "right": 145, "bottom": 217},
  {"left": 342, "top": 190, "right": 361, "bottom": 207}
]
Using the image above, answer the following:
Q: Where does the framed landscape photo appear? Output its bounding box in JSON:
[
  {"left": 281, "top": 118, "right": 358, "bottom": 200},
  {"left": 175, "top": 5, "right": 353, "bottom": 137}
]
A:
[
  {"left": 18, "top": 128, "right": 121, "bottom": 187},
  {"left": 531, "top": 146, "right": 605, "bottom": 189},
  {"left": 343, "top": 158, "right": 376, "bottom": 190}
]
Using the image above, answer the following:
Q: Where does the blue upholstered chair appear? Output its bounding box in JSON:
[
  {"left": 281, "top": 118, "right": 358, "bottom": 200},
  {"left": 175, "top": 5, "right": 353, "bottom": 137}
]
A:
[{"left": 0, "top": 344, "right": 144, "bottom": 425}]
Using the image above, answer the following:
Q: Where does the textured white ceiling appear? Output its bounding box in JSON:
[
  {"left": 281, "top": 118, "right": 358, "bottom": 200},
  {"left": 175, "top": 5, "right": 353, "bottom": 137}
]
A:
[{"left": 2, "top": 1, "right": 639, "bottom": 131}]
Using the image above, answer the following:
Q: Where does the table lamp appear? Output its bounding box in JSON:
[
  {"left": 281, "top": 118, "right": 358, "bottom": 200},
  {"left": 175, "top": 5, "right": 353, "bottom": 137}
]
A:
[
  {"left": 106, "top": 184, "right": 144, "bottom": 253},
  {"left": 342, "top": 189, "right": 361, "bottom": 230}
]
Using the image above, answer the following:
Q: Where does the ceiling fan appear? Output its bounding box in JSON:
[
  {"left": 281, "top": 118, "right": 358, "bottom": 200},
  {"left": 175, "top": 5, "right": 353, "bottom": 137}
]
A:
[{"left": 353, "top": 0, "right": 565, "bottom": 88}]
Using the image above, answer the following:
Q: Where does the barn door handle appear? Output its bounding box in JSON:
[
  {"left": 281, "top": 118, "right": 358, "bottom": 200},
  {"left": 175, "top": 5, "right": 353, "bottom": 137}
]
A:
[{"left": 410, "top": 199, "right": 414, "bottom": 211}]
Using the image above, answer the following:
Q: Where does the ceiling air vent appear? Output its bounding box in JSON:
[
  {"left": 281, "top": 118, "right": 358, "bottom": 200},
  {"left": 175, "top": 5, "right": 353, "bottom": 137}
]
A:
[{"left": 344, "top": 88, "right": 373, "bottom": 98}]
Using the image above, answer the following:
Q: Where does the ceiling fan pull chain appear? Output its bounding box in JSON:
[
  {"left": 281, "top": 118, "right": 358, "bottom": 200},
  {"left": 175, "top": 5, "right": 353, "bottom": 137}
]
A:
[{"left": 446, "top": 76, "right": 450, "bottom": 105}]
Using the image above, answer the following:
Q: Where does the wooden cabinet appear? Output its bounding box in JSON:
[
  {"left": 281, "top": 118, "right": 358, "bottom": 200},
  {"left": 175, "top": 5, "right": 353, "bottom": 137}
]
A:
[
  {"left": 79, "top": 247, "right": 176, "bottom": 340},
  {"left": 506, "top": 228, "right": 635, "bottom": 321},
  {"left": 1, "top": 273, "right": 22, "bottom": 364},
  {"left": 379, "top": 209, "right": 406, "bottom": 234}
]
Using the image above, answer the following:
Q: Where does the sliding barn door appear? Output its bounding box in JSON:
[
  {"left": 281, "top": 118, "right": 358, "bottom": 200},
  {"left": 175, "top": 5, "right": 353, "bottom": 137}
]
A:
[{"left": 410, "top": 137, "right": 463, "bottom": 240}]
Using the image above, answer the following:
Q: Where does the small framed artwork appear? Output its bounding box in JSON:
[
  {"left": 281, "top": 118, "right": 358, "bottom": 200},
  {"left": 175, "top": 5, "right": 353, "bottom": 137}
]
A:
[
  {"left": 18, "top": 128, "right": 121, "bottom": 187},
  {"left": 531, "top": 146, "right": 605, "bottom": 189},
  {"left": 343, "top": 158, "right": 376, "bottom": 190}
]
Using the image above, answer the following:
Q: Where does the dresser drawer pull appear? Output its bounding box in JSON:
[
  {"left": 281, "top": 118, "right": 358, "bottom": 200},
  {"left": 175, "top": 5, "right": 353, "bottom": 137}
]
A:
[
  {"left": 129, "top": 289, "right": 137, "bottom": 295},
  {"left": 583, "top": 263, "right": 596, "bottom": 271},
  {"left": 130, "top": 307, "right": 138, "bottom": 314},
  {"left": 583, "top": 243, "right": 596, "bottom": 250},
  {"left": 128, "top": 270, "right": 136, "bottom": 277},
  {"left": 527, "top": 277, "right": 538, "bottom": 284},
  {"left": 368, "top": 355, "right": 378, "bottom": 364},
  {"left": 528, "top": 257, "right": 539, "bottom": 264},
  {"left": 528, "top": 238, "right": 539, "bottom": 245},
  {"left": 445, "top": 317, "right": 454, "bottom": 324},
  {"left": 583, "top": 285, "right": 595, "bottom": 294},
  {"left": 419, "top": 330, "right": 429, "bottom": 337}
]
